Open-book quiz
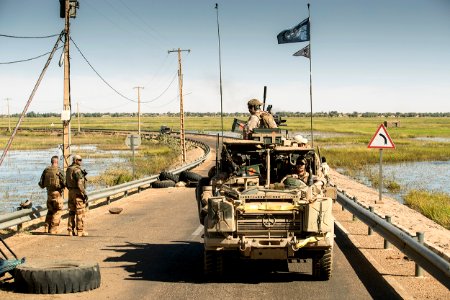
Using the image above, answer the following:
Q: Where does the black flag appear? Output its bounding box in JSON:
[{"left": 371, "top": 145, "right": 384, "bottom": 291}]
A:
[{"left": 293, "top": 45, "right": 310, "bottom": 58}]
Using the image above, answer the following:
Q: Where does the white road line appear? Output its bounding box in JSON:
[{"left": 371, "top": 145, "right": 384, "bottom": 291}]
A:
[{"left": 191, "top": 225, "right": 203, "bottom": 236}]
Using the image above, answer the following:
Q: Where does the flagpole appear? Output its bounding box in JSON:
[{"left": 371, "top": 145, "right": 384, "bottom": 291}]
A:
[
  {"left": 215, "top": 3, "right": 224, "bottom": 141},
  {"left": 308, "top": 3, "right": 314, "bottom": 147}
]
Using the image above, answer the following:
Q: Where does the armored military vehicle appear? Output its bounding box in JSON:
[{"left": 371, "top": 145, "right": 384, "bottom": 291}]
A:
[{"left": 196, "top": 128, "right": 336, "bottom": 279}]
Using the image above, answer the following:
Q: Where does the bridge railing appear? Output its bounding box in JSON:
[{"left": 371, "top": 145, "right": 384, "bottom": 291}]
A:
[
  {"left": 336, "top": 189, "right": 450, "bottom": 290},
  {"left": 0, "top": 137, "right": 210, "bottom": 231}
]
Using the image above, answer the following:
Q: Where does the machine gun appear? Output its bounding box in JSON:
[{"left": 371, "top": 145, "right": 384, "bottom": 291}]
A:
[{"left": 266, "top": 104, "right": 286, "bottom": 127}]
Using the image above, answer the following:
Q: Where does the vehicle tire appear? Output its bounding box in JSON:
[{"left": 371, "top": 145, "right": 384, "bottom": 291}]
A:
[
  {"left": 179, "top": 171, "right": 202, "bottom": 183},
  {"left": 152, "top": 180, "right": 176, "bottom": 188},
  {"left": 195, "top": 177, "right": 211, "bottom": 204},
  {"left": 159, "top": 171, "right": 179, "bottom": 183},
  {"left": 312, "top": 248, "right": 333, "bottom": 280},
  {"left": 14, "top": 260, "right": 101, "bottom": 294},
  {"left": 204, "top": 250, "right": 223, "bottom": 277}
]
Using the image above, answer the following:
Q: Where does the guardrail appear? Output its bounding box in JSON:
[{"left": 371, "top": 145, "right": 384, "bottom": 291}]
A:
[
  {"left": 336, "top": 190, "right": 450, "bottom": 289},
  {"left": 0, "top": 137, "right": 210, "bottom": 231}
]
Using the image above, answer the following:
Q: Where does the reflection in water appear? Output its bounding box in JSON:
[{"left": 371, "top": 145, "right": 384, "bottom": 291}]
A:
[{"left": 0, "top": 146, "right": 127, "bottom": 214}]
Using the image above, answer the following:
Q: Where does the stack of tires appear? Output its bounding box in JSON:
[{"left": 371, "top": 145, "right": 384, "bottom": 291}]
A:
[{"left": 152, "top": 170, "right": 202, "bottom": 188}]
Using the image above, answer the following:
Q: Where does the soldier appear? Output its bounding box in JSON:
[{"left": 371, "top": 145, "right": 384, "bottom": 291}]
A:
[
  {"left": 66, "top": 154, "right": 88, "bottom": 237},
  {"left": 244, "top": 99, "right": 277, "bottom": 139},
  {"left": 39, "top": 155, "right": 65, "bottom": 234},
  {"left": 293, "top": 158, "right": 309, "bottom": 183}
]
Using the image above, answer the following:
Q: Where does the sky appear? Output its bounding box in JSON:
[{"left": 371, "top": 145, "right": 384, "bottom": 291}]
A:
[{"left": 1, "top": 0, "right": 449, "bottom": 115}]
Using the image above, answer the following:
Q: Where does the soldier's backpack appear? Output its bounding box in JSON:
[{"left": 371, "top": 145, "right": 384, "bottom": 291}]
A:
[
  {"left": 259, "top": 111, "right": 278, "bottom": 129},
  {"left": 42, "top": 167, "right": 63, "bottom": 190}
]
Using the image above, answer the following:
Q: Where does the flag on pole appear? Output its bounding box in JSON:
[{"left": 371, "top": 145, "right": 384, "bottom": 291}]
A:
[
  {"left": 277, "top": 18, "right": 310, "bottom": 44},
  {"left": 293, "top": 45, "right": 310, "bottom": 58}
]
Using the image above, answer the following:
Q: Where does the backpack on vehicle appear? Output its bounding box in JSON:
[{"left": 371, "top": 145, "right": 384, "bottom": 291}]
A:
[{"left": 259, "top": 111, "right": 278, "bottom": 129}]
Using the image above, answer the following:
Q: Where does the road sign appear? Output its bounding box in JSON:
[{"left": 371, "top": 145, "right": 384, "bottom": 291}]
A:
[
  {"left": 368, "top": 124, "right": 395, "bottom": 149},
  {"left": 125, "top": 134, "right": 141, "bottom": 148}
]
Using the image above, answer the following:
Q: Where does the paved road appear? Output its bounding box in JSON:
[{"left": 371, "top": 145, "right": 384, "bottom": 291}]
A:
[
  {"left": 0, "top": 135, "right": 402, "bottom": 299},
  {"left": 1, "top": 186, "right": 399, "bottom": 299}
]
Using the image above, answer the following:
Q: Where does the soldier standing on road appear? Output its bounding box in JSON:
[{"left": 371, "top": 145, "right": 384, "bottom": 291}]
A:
[
  {"left": 244, "top": 99, "right": 278, "bottom": 139},
  {"left": 39, "top": 155, "right": 65, "bottom": 234},
  {"left": 66, "top": 155, "right": 88, "bottom": 237}
]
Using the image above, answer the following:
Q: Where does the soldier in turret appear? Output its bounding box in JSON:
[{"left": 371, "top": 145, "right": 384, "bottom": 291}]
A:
[
  {"left": 66, "top": 155, "right": 88, "bottom": 237},
  {"left": 39, "top": 155, "right": 65, "bottom": 234},
  {"left": 244, "top": 98, "right": 277, "bottom": 139}
]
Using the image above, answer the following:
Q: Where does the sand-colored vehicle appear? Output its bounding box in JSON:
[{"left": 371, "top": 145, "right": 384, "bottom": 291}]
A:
[{"left": 197, "top": 129, "right": 336, "bottom": 279}]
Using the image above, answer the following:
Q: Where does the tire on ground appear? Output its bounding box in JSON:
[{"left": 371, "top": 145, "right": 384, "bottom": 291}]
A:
[
  {"left": 312, "top": 248, "right": 333, "bottom": 280},
  {"left": 179, "top": 171, "right": 202, "bottom": 183},
  {"left": 152, "top": 179, "right": 176, "bottom": 188},
  {"left": 159, "top": 171, "right": 179, "bottom": 183},
  {"left": 14, "top": 260, "right": 101, "bottom": 294}
]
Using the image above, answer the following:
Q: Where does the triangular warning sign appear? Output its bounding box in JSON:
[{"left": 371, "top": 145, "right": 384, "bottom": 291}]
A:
[{"left": 368, "top": 124, "right": 395, "bottom": 149}]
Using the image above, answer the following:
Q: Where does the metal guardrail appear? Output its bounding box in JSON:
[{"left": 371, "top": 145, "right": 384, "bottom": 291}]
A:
[
  {"left": 0, "top": 137, "right": 210, "bottom": 231},
  {"left": 336, "top": 191, "right": 450, "bottom": 289}
]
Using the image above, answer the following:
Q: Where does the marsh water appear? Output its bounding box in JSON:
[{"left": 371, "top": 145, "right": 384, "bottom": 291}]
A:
[
  {"left": 0, "top": 146, "right": 128, "bottom": 215},
  {"left": 0, "top": 141, "right": 448, "bottom": 215}
]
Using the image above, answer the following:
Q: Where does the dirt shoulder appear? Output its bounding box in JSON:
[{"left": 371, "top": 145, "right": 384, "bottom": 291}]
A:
[
  {"left": 330, "top": 169, "right": 449, "bottom": 299},
  {"left": 330, "top": 169, "right": 449, "bottom": 261}
]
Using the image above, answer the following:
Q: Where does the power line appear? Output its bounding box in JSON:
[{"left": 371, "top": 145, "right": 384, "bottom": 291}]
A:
[
  {"left": 0, "top": 33, "right": 60, "bottom": 39},
  {"left": 141, "top": 72, "right": 177, "bottom": 103},
  {"left": 70, "top": 37, "right": 138, "bottom": 103},
  {"left": 0, "top": 46, "right": 63, "bottom": 64}
]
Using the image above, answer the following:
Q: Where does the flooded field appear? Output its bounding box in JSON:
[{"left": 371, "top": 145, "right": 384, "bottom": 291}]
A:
[
  {"left": 0, "top": 146, "right": 128, "bottom": 215},
  {"left": 354, "top": 160, "right": 450, "bottom": 203}
]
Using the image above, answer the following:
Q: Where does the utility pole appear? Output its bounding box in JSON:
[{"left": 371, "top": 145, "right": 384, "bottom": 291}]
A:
[
  {"left": 133, "top": 86, "right": 144, "bottom": 135},
  {"left": 62, "top": 0, "right": 72, "bottom": 171},
  {"left": 168, "top": 48, "right": 190, "bottom": 163},
  {"left": 4, "top": 98, "right": 11, "bottom": 132},
  {"left": 77, "top": 102, "right": 80, "bottom": 133}
]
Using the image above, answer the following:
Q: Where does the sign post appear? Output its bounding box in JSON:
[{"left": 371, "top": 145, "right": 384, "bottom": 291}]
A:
[
  {"left": 125, "top": 134, "right": 141, "bottom": 179},
  {"left": 368, "top": 124, "right": 395, "bottom": 203}
]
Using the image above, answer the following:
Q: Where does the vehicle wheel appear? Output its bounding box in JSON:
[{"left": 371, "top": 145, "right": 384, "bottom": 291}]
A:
[
  {"left": 159, "top": 171, "right": 179, "bottom": 183},
  {"left": 152, "top": 180, "right": 176, "bottom": 188},
  {"left": 312, "top": 248, "right": 333, "bottom": 280},
  {"left": 179, "top": 171, "right": 202, "bottom": 183},
  {"left": 14, "top": 260, "right": 101, "bottom": 294},
  {"left": 204, "top": 250, "right": 223, "bottom": 277},
  {"left": 195, "top": 177, "right": 211, "bottom": 204}
]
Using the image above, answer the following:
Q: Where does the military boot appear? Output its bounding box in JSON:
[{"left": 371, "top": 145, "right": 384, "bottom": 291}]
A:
[
  {"left": 77, "top": 231, "right": 88, "bottom": 237},
  {"left": 44, "top": 224, "right": 49, "bottom": 233},
  {"left": 68, "top": 229, "right": 76, "bottom": 236}
]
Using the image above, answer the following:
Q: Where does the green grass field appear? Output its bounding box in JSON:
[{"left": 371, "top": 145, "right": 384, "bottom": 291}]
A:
[{"left": 1, "top": 116, "right": 449, "bottom": 225}]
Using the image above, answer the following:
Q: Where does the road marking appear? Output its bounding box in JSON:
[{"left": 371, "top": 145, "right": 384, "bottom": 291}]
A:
[{"left": 192, "top": 225, "right": 203, "bottom": 236}]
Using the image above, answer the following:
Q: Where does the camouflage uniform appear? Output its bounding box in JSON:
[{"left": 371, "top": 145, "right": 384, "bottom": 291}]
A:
[
  {"left": 66, "top": 160, "right": 88, "bottom": 236},
  {"left": 244, "top": 99, "right": 277, "bottom": 139},
  {"left": 39, "top": 165, "right": 65, "bottom": 234}
]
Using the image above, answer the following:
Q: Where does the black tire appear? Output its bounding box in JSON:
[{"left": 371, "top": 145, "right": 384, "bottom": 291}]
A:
[
  {"left": 312, "top": 248, "right": 333, "bottom": 280},
  {"left": 179, "top": 171, "right": 202, "bottom": 183},
  {"left": 152, "top": 180, "right": 176, "bottom": 188},
  {"left": 159, "top": 171, "right": 179, "bottom": 183},
  {"left": 204, "top": 250, "right": 223, "bottom": 277},
  {"left": 14, "top": 260, "right": 101, "bottom": 294},
  {"left": 196, "top": 177, "right": 211, "bottom": 224}
]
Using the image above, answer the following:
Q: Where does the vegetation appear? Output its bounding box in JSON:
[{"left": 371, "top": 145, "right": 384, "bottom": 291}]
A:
[
  {"left": 404, "top": 190, "right": 450, "bottom": 229},
  {"left": 1, "top": 115, "right": 449, "bottom": 225}
]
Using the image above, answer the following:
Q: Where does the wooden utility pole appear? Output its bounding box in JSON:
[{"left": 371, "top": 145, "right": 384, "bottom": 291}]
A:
[
  {"left": 4, "top": 98, "right": 11, "bottom": 132},
  {"left": 133, "top": 86, "right": 144, "bottom": 135},
  {"left": 168, "top": 48, "right": 190, "bottom": 163},
  {"left": 62, "top": 0, "right": 71, "bottom": 171}
]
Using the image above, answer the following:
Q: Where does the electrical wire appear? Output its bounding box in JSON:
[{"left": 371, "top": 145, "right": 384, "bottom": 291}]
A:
[
  {"left": 70, "top": 37, "right": 138, "bottom": 103},
  {"left": 0, "top": 33, "right": 60, "bottom": 39},
  {"left": 0, "top": 31, "right": 64, "bottom": 168},
  {"left": 0, "top": 46, "right": 63, "bottom": 65},
  {"left": 141, "top": 72, "right": 178, "bottom": 103},
  {"left": 142, "top": 92, "right": 192, "bottom": 109}
]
